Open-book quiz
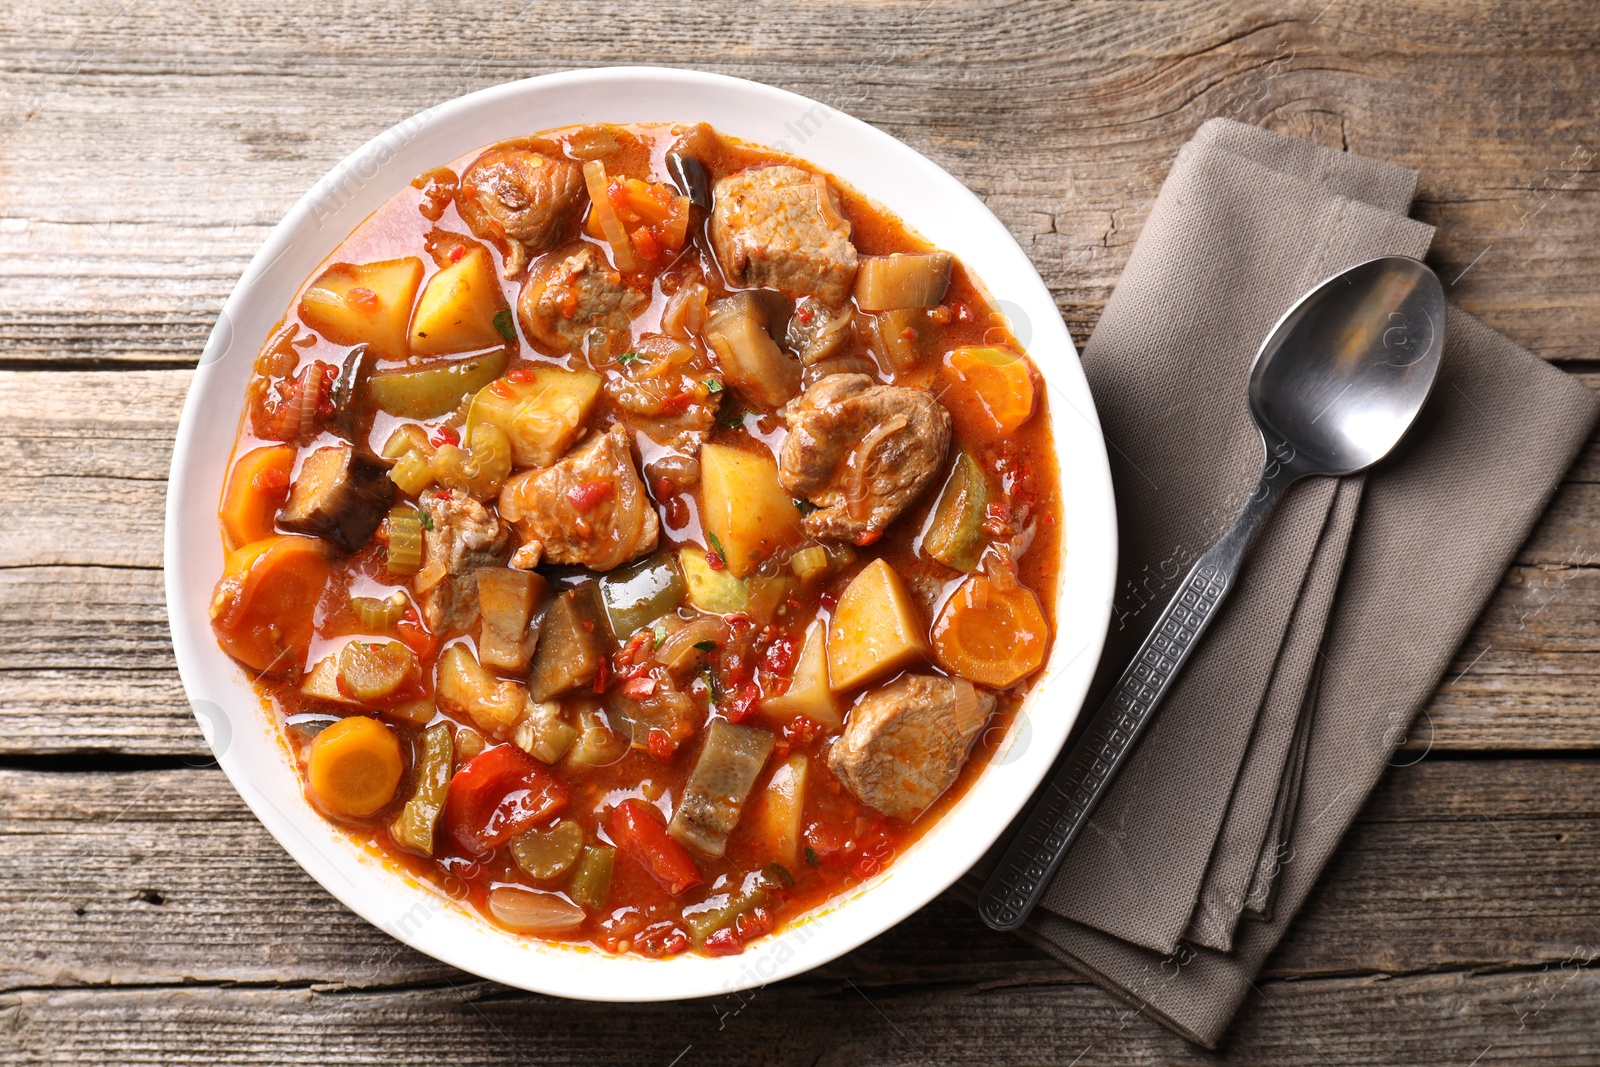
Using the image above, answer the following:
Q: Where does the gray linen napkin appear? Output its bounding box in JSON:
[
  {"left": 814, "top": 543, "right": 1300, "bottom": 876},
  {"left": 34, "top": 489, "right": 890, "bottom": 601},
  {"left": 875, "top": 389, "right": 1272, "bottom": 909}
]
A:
[
  {"left": 1012, "top": 308, "right": 1595, "bottom": 1047},
  {"left": 967, "top": 119, "right": 1598, "bottom": 1048},
  {"left": 1043, "top": 119, "right": 1433, "bottom": 956}
]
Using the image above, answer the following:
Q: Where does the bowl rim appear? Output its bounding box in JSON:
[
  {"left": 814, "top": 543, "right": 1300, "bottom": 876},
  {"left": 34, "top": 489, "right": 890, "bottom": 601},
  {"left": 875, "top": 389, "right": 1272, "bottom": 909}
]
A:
[{"left": 164, "top": 65, "right": 1117, "bottom": 1002}]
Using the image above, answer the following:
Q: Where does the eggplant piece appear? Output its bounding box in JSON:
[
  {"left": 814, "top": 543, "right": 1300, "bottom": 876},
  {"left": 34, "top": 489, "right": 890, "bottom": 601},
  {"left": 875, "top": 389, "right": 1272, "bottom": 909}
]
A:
[
  {"left": 476, "top": 567, "right": 550, "bottom": 672},
  {"left": 853, "top": 252, "right": 952, "bottom": 312},
  {"left": 330, "top": 345, "right": 372, "bottom": 443},
  {"left": 871, "top": 307, "right": 929, "bottom": 370},
  {"left": 527, "top": 584, "right": 608, "bottom": 702},
  {"left": 666, "top": 150, "right": 712, "bottom": 211},
  {"left": 597, "top": 549, "right": 686, "bottom": 639},
  {"left": 704, "top": 293, "right": 802, "bottom": 410},
  {"left": 277, "top": 445, "right": 395, "bottom": 551},
  {"left": 668, "top": 720, "right": 775, "bottom": 857}
]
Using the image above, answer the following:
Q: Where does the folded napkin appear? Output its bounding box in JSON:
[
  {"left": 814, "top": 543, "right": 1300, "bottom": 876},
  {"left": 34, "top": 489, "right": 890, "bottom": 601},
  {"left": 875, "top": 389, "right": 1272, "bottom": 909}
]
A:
[{"left": 970, "top": 118, "right": 1598, "bottom": 1047}]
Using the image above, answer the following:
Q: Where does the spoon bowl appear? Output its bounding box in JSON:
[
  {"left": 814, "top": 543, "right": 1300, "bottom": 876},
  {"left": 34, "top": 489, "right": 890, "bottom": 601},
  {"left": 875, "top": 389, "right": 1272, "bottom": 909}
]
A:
[{"left": 1249, "top": 255, "right": 1445, "bottom": 475}]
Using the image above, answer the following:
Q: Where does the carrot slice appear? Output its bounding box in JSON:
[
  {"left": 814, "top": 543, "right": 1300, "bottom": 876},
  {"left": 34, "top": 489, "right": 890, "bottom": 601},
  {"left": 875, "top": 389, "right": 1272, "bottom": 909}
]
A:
[
  {"left": 307, "top": 715, "right": 403, "bottom": 818},
  {"left": 931, "top": 572, "right": 1048, "bottom": 688},
  {"left": 219, "top": 445, "right": 296, "bottom": 551},
  {"left": 940, "top": 346, "right": 1037, "bottom": 439},
  {"left": 209, "top": 535, "right": 332, "bottom": 674}
]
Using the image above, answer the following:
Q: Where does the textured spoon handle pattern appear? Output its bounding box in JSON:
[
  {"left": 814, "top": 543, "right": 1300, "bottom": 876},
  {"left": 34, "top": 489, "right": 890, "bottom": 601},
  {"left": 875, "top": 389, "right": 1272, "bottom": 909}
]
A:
[{"left": 979, "top": 561, "right": 1230, "bottom": 931}]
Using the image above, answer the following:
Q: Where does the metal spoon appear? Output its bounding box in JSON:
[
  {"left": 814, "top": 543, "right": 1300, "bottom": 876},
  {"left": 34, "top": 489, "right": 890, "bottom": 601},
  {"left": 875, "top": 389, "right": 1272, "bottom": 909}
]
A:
[{"left": 979, "top": 255, "right": 1446, "bottom": 932}]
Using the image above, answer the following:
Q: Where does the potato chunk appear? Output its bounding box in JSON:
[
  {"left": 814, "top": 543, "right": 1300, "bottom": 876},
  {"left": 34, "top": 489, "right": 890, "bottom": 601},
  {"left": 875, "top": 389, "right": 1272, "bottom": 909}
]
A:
[
  {"left": 467, "top": 366, "right": 602, "bottom": 469},
  {"left": 826, "top": 558, "right": 929, "bottom": 691},
  {"left": 298, "top": 257, "right": 423, "bottom": 361},
  {"left": 752, "top": 754, "right": 809, "bottom": 868},
  {"left": 410, "top": 247, "right": 510, "bottom": 357},
  {"left": 699, "top": 443, "right": 804, "bottom": 578},
  {"left": 760, "top": 619, "right": 841, "bottom": 727}
]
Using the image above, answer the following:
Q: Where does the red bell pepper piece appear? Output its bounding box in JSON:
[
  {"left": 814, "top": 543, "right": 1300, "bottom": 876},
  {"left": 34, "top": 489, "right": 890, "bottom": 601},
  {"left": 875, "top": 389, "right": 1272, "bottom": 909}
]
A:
[
  {"left": 442, "top": 745, "right": 568, "bottom": 856},
  {"left": 607, "top": 798, "right": 702, "bottom": 896}
]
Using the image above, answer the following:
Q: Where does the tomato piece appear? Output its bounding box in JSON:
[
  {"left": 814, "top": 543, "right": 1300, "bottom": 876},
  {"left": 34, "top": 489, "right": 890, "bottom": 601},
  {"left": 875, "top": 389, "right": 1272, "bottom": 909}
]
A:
[
  {"left": 568, "top": 479, "right": 614, "bottom": 513},
  {"left": 703, "top": 927, "right": 742, "bottom": 956},
  {"left": 442, "top": 745, "right": 569, "bottom": 857},
  {"left": 722, "top": 681, "right": 762, "bottom": 724},
  {"left": 635, "top": 920, "right": 690, "bottom": 958},
  {"left": 607, "top": 798, "right": 702, "bottom": 896}
]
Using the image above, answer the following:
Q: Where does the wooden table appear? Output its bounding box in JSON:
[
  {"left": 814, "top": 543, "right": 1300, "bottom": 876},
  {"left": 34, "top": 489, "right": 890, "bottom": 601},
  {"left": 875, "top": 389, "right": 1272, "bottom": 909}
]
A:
[{"left": 4, "top": 2, "right": 1598, "bottom": 1062}]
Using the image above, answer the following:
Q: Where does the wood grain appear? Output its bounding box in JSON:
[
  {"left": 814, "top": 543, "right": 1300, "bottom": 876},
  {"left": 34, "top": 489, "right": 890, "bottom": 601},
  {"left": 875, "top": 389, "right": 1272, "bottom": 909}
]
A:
[
  {"left": 4, "top": 0, "right": 1600, "bottom": 1060},
  {"left": 0, "top": 1, "right": 1596, "bottom": 367},
  {"left": 3, "top": 760, "right": 1597, "bottom": 1061},
  {"left": 6, "top": 967, "right": 1600, "bottom": 1067}
]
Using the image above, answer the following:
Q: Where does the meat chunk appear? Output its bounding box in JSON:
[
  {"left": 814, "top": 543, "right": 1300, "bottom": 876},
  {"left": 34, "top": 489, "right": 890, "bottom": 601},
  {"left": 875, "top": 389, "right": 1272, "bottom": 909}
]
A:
[
  {"left": 710, "top": 165, "right": 859, "bottom": 304},
  {"left": 457, "top": 147, "right": 587, "bottom": 277},
  {"left": 518, "top": 242, "right": 646, "bottom": 356},
  {"left": 498, "top": 424, "right": 660, "bottom": 571},
  {"left": 827, "top": 674, "right": 995, "bottom": 821},
  {"left": 779, "top": 373, "right": 951, "bottom": 544},
  {"left": 415, "top": 489, "right": 511, "bottom": 636}
]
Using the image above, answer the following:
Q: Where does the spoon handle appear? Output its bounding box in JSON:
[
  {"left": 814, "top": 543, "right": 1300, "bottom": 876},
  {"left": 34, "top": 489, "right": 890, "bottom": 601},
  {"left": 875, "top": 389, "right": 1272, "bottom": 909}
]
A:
[{"left": 978, "top": 464, "right": 1292, "bottom": 932}]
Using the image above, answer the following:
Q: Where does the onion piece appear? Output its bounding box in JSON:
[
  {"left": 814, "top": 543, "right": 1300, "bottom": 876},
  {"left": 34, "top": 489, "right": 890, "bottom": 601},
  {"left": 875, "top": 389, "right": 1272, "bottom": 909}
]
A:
[
  {"left": 661, "top": 281, "right": 710, "bottom": 341},
  {"left": 843, "top": 414, "right": 908, "bottom": 521},
  {"left": 948, "top": 677, "right": 989, "bottom": 738},
  {"left": 487, "top": 885, "right": 586, "bottom": 933},
  {"left": 811, "top": 173, "right": 845, "bottom": 230},
  {"left": 581, "top": 160, "right": 637, "bottom": 273},
  {"left": 655, "top": 614, "right": 730, "bottom": 676}
]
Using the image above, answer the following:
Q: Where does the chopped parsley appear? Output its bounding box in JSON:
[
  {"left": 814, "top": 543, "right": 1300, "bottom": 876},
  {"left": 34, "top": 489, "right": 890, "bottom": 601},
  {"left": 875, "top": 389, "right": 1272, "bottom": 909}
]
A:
[
  {"left": 707, "top": 532, "right": 726, "bottom": 558},
  {"left": 415, "top": 506, "right": 433, "bottom": 531},
  {"left": 717, "top": 400, "right": 745, "bottom": 429},
  {"left": 703, "top": 378, "right": 724, "bottom": 394},
  {"left": 616, "top": 351, "right": 643, "bottom": 365},
  {"left": 793, "top": 498, "right": 817, "bottom": 515},
  {"left": 492, "top": 308, "right": 516, "bottom": 342},
  {"left": 653, "top": 622, "right": 668, "bottom": 650},
  {"left": 703, "top": 668, "right": 723, "bottom": 705},
  {"left": 805, "top": 847, "right": 821, "bottom": 868},
  {"left": 694, "top": 640, "right": 719, "bottom": 653}
]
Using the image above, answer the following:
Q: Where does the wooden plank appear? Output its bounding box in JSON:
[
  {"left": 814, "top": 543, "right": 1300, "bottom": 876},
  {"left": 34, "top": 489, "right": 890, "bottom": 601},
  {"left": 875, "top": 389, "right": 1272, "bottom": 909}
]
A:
[
  {"left": 0, "top": 1, "right": 1596, "bottom": 367},
  {"left": 3, "top": 760, "right": 1595, "bottom": 992},
  {"left": 3, "top": 967, "right": 1596, "bottom": 1065}
]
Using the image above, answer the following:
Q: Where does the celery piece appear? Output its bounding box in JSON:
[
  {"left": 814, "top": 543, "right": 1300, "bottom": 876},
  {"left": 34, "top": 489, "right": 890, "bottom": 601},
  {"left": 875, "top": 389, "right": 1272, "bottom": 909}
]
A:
[
  {"left": 566, "top": 846, "right": 615, "bottom": 909},
  {"left": 385, "top": 506, "right": 424, "bottom": 574},
  {"left": 511, "top": 819, "right": 585, "bottom": 880},
  {"left": 389, "top": 723, "right": 452, "bottom": 856}
]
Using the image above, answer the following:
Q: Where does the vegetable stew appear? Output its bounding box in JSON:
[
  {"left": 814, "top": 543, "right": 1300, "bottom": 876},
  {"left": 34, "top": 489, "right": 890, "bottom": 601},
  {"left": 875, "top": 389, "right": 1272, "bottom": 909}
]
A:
[{"left": 211, "top": 122, "right": 1062, "bottom": 959}]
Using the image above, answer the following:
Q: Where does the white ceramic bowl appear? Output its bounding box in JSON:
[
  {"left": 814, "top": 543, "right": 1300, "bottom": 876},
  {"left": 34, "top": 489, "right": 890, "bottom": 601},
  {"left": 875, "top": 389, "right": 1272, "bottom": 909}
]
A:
[{"left": 165, "top": 67, "right": 1117, "bottom": 1001}]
